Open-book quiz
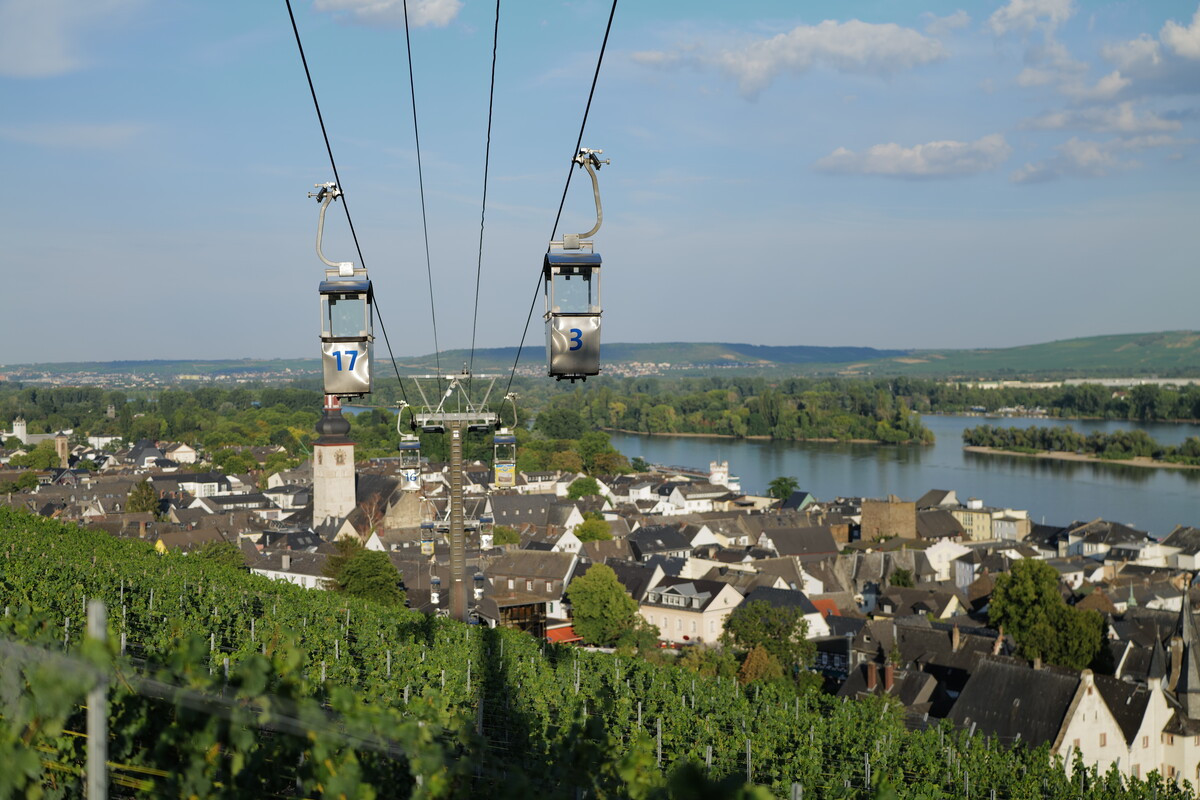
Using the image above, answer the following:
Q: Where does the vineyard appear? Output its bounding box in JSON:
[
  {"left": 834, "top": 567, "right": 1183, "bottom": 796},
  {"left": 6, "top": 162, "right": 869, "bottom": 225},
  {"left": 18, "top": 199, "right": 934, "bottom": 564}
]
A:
[{"left": 0, "top": 506, "right": 1193, "bottom": 799}]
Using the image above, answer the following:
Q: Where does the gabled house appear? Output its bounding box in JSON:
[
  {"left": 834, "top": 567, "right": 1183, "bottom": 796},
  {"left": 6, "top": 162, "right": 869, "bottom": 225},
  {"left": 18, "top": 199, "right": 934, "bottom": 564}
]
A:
[{"left": 639, "top": 577, "right": 743, "bottom": 645}]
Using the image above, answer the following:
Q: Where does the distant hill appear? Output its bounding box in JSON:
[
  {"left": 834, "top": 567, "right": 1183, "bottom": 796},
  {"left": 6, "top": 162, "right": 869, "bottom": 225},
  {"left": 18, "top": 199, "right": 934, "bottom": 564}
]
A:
[
  {"left": 836, "top": 331, "right": 1200, "bottom": 378},
  {"left": 5, "top": 332, "right": 1199, "bottom": 381}
]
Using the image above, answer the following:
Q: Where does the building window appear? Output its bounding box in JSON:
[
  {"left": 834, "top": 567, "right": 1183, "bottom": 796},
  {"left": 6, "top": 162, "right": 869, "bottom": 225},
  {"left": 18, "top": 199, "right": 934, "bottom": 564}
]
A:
[
  {"left": 1133, "top": 765, "right": 1140, "bottom": 778},
  {"left": 676, "top": 618, "right": 682, "bottom": 631},
  {"left": 1099, "top": 733, "right": 1106, "bottom": 747},
  {"left": 526, "top": 580, "right": 533, "bottom": 591},
  {"left": 508, "top": 579, "right": 514, "bottom": 590},
  {"left": 691, "top": 620, "right": 697, "bottom": 633},
  {"left": 1073, "top": 739, "right": 1080, "bottom": 750},
  {"left": 1143, "top": 736, "right": 1149, "bottom": 749}
]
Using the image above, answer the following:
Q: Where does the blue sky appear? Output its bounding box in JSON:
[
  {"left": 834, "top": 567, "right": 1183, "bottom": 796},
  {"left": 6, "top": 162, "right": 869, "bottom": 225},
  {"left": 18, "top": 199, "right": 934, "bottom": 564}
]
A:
[{"left": 2, "top": 0, "right": 1199, "bottom": 363}]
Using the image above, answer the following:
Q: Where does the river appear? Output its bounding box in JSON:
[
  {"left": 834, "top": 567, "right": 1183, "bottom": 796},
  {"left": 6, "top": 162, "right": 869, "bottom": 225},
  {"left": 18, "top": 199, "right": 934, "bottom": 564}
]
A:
[{"left": 607, "top": 416, "right": 1200, "bottom": 538}]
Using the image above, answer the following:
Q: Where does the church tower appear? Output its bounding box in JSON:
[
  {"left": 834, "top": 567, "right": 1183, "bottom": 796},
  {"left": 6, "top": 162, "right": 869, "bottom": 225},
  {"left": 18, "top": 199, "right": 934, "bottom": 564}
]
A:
[{"left": 312, "top": 396, "right": 356, "bottom": 536}]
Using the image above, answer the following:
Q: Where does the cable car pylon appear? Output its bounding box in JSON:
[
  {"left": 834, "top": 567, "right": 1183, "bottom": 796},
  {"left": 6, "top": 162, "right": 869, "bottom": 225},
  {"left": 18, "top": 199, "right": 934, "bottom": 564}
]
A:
[
  {"left": 545, "top": 147, "right": 610, "bottom": 381},
  {"left": 404, "top": 367, "right": 500, "bottom": 621}
]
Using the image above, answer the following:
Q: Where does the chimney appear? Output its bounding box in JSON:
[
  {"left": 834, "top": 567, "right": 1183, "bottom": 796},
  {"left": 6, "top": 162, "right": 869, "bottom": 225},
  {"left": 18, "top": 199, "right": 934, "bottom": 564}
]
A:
[
  {"left": 1033, "top": 655, "right": 1042, "bottom": 670},
  {"left": 866, "top": 661, "right": 878, "bottom": 691},
  {"left": 993, "top": 626, "right": 1004, "bottom": 655},
  {"left": 952, "top": 623, "right": 961, "bottom": 652},
  {"left": 282, "top": 553, "right": 291, "bottom": 571},
  {"left": 884, "top": 663, "right": 895, "bottom": 692}
]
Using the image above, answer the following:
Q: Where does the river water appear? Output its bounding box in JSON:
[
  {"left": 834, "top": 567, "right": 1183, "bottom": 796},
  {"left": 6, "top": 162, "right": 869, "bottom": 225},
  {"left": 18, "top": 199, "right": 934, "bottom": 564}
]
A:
[{"left": 607, "top": 416, "right": 1200, "bottom": 538}]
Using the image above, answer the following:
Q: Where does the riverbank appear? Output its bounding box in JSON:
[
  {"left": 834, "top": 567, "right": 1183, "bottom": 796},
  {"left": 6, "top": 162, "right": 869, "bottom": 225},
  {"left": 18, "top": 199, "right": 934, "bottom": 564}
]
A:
[{"left": 963, "top": 445, "right": 1200, "bottom": 471}]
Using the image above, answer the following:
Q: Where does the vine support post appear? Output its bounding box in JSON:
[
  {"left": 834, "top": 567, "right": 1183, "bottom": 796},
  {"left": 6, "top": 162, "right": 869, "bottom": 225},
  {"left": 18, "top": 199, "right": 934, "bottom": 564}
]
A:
[
  {"left": 705, "top": 745, "right": 712, "bottom": 773},
  {"left": 86, "top": 600, "right": 108, "bottom": 800},
  {"left": 386, "top": 649, "right": 391, "bottom": 678},
  {"left": 656, "top": 718, "right": 662, "bottom": 766},
  {"left": 745, "top": 739, "right": 751, "bottom": 783},
  {"left": 791, "top": 783, "right": 803, "bottom": 800}
]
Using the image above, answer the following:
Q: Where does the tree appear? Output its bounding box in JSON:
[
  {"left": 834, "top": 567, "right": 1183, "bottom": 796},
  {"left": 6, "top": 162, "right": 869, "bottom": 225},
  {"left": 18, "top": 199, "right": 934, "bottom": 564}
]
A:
[
  {"left": 548, "top": 450, "right": 584, "bottom": 473},
  {"left": 190, "top": 540, "right": 244, "bottom": 570},
  {"left": 767, "top": 476, "right": 799, "bottom": 501},
  {"left": 9, "top": 442, "right": 58, "bottom": 470},
  {"left": 493, "top": 525, "right": 520, "bottom": 546},
  {"left": 679, "top": 646, "right": 739, "bottom": 680},
  {"left": 566, "top": 476, "right": 602, "bottom": 500},
  {"left": 574, "top": 512, "right": 612, "bottom": 542},
  {"left": 535, "top": 408, "right": 586, "bottom": 439},
  {"left": 332, "top": 550, "right": 405, "bottom": 606},
  {"left": 737, "top": 645, "right": 784, "bottom": 685},
  {"left": 721, "top": 600, "right": 814, "bottom": 675},
  {"left": 889, "top": 568, "right": 914, "bottom": 588},
  {"left": 566, "top": 564, "right": 640, "bottom": 647},
  {"left": 126, "top": 479, "right": 160, "bottom": 515},
  {"left": 989, "top": 559, "right": 1103, "bottom": 670},
  {"left": 323, "top": 538, "right": 365, "bottom": 585},
  {"left": 630, "top": 456, "right": 649, "bottom": 473}
]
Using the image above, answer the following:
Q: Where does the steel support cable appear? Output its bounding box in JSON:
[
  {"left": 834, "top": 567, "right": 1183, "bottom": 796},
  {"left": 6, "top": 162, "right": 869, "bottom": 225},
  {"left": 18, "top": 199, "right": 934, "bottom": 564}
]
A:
[
  {"left": 284, "top": 0, "right": 368, "bottom": 272},
  {"left": 285, "top": 0, "right": 410, "bottom": 407},
  {"left": 402, "top": 0, "right": 443, "bottom": 387},
  {"left": 468, "top": 0, "right": 501, "bottom": 386},
  {"left": 504, "top": 0, "right": 618, "bottom": 397}
]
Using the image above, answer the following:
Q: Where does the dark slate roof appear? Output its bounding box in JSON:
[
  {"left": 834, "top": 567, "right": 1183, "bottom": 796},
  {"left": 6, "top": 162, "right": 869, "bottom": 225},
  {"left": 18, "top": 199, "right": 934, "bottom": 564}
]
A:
[
  {"left": 916, "top": 509, "right": 965, "bottom": 540},
  {"left": 740, "top": 586, "right": 819, "bottom": 615},
  {"left": 1094, "top": 673, "right": 1152, "bottom": 746},
  {"left": 765, "top": 526, "right": 839, "bottom": 558},
  {"left": 780, "top": 490, "right": 814, "bottom": 511},
  {"left": 946, "top": 656, "right": 1079, "bottom": 746},
  {"left": 629, "top": 525, "right": 692, "bottom": 558},
  {"left": 826, "top": 616, "right": 867, "bottom": 638},
  {"left": 643, "top": 577, "right": 735, "bottom": 613},
  {"left": 1163, "top": 525, "right": 1200, "bottom": 556},
  {"left": 486, "top": 550, "right": 576, "bottom": 582},
  {"left": 915, "top": 489, "right": 955, "bottom": 509},
  {"left": 1027, "top": 523, "right": 1067, "bottom": 552}
]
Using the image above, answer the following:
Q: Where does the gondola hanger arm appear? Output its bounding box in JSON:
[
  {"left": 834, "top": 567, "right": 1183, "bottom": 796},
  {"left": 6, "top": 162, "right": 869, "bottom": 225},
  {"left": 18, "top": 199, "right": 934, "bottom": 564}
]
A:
[
  {"left": 308, "top": 182, "right": 355, "bottom": 277},
  {"left": 562, "top": 148, "right": 610, "bottom": 249}
]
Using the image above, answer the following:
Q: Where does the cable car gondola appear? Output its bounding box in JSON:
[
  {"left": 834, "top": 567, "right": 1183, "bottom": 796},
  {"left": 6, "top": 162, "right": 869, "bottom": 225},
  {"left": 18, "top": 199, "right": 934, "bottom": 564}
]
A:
[
  {"left": 545, "top": 148, "right": 609, "bottom": 381},
  {"left": 493, "top": 430, "right": 517, "bottom": 488},
  {"left": 311, "top": 182, "right": 373, "bottom": 398}
]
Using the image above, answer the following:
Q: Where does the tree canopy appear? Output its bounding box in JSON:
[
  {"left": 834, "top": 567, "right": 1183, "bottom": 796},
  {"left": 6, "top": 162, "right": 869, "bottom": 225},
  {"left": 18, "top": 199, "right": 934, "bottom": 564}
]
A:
[
  {"left": 566, "top": 564, "right": 639, "bottom": 647},
  {"left": 989, "top": 559, "right": 1103, "bottom": 670},
  {"left": 126, "top": 479, "right": 160, "bottom": 515},
  {"left": 721, "top": 600, "right": 814, "bottom": 675},
  {"left": 767, "top": 476, "right": 799, "bottom": 501},
  {"left": 574, "top": 512, "right": 612, "bottom": 542},
  {"left": 330, "top": 549, "right": 406, "bottom": 607},
  {"left": 567, "top": 477, "right": 603, "bottom": 501}
]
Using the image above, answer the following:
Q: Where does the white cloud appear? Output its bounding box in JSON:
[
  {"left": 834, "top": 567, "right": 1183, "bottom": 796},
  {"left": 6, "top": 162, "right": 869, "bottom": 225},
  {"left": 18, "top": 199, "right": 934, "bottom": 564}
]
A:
[
  {"left": 815, "top": 134, "right": 1011, "bottom": 179},
  {"left": 1060, "top": 70, "right": 1130, "bottom": 100},
  {"left": 1162, "top": 6, "right": 1200, "bottom": 59},
  {"left": 1022, "top": 102, "right": 1180, "bottom": 134},
  {"left": 1010, "top": 133, "right": 1182, "bottom": 183},
  {"left": 1101, "top": 34, "right": 1162, "bottom": 71},
  {"left": 923, "top": 10, "right": 970, "bottom": 37},
  {"left": 988, "top": 0, "right": 1075, "bottom": 36},
  {"left": 313, "top": 0, "right": 462, "bottom": 28},
  {"left": 0, "top": 122, "right": 143, "bottom": 148},
  {"left": 0, "top": 0, "right": 142, "bottom": 78},
  {"left": 632, "top": 19, "right": 944, "bottom": 97}
]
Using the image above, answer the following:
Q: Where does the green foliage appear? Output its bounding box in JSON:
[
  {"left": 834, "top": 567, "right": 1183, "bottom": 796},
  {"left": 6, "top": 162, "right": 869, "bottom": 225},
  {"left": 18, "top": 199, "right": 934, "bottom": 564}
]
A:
[
  {"left": 964, "top": 423, "right": 1200, "bottom": 465},
  {"left": 189, "top": 540, "right": 244, "bottom": 569},
  {"left": 493, "top": 524, "right": 520, "bottom": 545},
  {"left": 322, "top": 537, "right": 365, "bottom": 585},
  {"left": 126, "top": 478, "right": 160, "bottom": 514},
  {"left": 631, "top": 456, "right": 650, "bottom": 472},
  {"left": 0, "top": 506, "right": 1190, "bottom": 799},
  {"left": 566, "top": 563, "right": 639, "bottom": 646},
  {"left": 567, "top": 476, "right": 602, "bottom": 500},
  {"left": 889, "top": 568, "right": 914, "bottom": 588},
  {"left": 545, "top": 376, "right": 935, "bottom": 444},
  {"left": 535, "top": 407, "right": 586, "bottom": 439},
  {"left": 722, "top": 600, "right": 815, "bottom": 676},
  {"left": 989, "top": 559, "right": 1104, "bottom": 669},
  {"left": 8, "top": 441, "right": 59, "bottom": 470},
  {"left": 575, "top": 511, "right": 612, "bottom": 542},
  {"left": 334, "top": 550, "right": 406, "bottom": 607},
  {"left": 738, "top": 644, "right": 784, "bottom": 685},
  {"left": 767, "top": 476, "right": 799, "bottom": 501}
]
